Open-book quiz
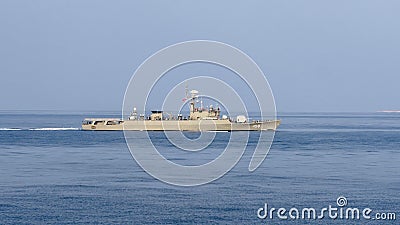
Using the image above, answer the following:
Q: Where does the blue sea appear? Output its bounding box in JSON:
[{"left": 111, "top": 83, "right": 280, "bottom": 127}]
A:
[{"left": 0, "top": 111, "right": 399, "bottom": 224}]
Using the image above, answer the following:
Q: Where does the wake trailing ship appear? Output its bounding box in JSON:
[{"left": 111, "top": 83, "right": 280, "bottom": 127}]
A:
[{"left": 82, "top": 89, "right": 280, "bottom": 131}]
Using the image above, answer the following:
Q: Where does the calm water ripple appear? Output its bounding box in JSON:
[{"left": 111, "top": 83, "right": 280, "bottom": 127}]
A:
[{"left": 0, "top": 112, "right": 399, "bottom": 224}]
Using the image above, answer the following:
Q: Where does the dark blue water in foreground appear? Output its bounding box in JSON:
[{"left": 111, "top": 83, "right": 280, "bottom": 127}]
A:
[{"left": 0, "top": 111, "right": 399, "bottom": 224}]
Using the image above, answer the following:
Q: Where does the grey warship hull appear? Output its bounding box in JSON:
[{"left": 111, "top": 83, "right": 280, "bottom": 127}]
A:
[{"left": 82, "top": 119, "right": 280, "bottom": 131}]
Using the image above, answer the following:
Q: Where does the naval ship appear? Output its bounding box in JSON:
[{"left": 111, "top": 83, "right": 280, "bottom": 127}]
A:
[{"left": 82, "top": 89, "right": 280, "bottom": 131}]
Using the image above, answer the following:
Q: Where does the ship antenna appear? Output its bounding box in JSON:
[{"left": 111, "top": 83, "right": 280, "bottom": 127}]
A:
[{"left": 185, "top": 82, "right": 189, "bottom": 99}]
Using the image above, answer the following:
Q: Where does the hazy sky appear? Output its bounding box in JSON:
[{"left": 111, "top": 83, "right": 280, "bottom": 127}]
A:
[{"left": 1, "top": 0, "right": 399, "bottom": 112}]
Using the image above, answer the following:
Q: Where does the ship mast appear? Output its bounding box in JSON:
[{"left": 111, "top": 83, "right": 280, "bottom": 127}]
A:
[
  {"left": 185, "top": 82, "right": 188, "bottom": 100},
  {"left": 189, "top": 90, "right": 198, "bottom": 114}
]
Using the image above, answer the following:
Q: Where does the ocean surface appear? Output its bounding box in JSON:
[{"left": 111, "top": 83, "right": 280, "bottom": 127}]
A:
[{"left": 0, "top": 111, "right": 399, "bottom": 224}]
